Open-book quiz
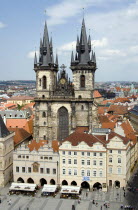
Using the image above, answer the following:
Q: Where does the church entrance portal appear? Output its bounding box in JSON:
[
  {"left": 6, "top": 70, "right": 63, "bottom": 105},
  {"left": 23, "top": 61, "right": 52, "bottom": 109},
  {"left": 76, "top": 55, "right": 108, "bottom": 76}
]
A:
[
  {"left": 40, "top": 178, "right": 47, "bottom": 186},
  {"left": 81, "top": 181, "right": 90, "bottom": 189},
  {"left": 58, "top": 107, "right": 69, "bottom": 141}
]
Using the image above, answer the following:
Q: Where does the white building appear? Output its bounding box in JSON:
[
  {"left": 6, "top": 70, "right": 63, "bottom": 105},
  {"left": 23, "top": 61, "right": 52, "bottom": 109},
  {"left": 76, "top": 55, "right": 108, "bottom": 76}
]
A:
[{"left": 13, "top": 140, "right": 59, "bottom": 186}]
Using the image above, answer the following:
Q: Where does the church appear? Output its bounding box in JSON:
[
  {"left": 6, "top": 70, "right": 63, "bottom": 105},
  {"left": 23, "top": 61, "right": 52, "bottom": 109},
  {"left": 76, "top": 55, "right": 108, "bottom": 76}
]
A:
[{"left": 33, "top": 18, "right": 99, "bottom": 142}]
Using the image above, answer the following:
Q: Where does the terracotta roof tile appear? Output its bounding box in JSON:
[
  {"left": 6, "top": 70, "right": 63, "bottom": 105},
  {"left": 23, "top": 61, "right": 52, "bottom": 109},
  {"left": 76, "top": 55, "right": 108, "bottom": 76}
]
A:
[
  {"left": 93, "top": 90, "right": 102, "bottom": 98},
  {"left": 114, "top": 97, "right": 130, "bottom": 103},
  {"left": 8, "top": 127, "right": 31, "bottom": 146},
  {"left": 102, "top": 122, "right": 116, "bottom": 130},
  {"left": 99, "top": 115, "right": 110, "bottom": 123},
  {"left": 28, "top": 140, "right": 48, "bottom": 151},
  {"left": 75, "top": 126, "right": 89, "bottom": 133},
  {"left": 98, "top": 107, "right": 108, "bottom": 115},
  {"left": 107, "top": 105, "right": 128, "bottom": 115},
  {"left": 52, "top": 140, "right": 59, "bottom": 152}
]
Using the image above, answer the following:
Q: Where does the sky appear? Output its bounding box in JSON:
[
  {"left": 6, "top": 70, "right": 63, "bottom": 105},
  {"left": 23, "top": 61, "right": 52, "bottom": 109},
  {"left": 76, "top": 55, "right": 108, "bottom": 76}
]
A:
[{"left": 0, "top": 0, "right": 138, "bottom": 82}]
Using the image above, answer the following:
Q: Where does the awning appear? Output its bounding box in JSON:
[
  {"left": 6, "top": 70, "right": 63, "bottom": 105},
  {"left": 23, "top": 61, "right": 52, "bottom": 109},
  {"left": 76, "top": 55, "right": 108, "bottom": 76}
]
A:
[
  {"left": 61, "top": 186, "right": 80, "bottom": 194},
  {"left": 42, "top": 185, "right": 57, "bottom": 193},
  {"left": 9, "top": 183, "right": 37, "bottom": 192}
]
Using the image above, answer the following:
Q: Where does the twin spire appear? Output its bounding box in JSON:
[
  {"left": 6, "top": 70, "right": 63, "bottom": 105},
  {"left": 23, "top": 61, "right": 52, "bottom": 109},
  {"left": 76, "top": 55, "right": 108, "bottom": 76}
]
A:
[
  {"left": 34, "top": 21, "right": 58, "bottom": 68},
  {"left": 71, "top": 18, "right": 96, "bottom": 67}
]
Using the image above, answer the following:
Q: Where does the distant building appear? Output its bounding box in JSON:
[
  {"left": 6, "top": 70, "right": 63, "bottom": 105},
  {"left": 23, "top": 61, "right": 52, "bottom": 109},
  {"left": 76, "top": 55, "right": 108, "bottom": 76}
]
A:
[
  {"left": 129, "top": 105, "right": 138, "bottom": 132},
  {"left": 7, "top": 95, "right": 34, "bottom": 106}
]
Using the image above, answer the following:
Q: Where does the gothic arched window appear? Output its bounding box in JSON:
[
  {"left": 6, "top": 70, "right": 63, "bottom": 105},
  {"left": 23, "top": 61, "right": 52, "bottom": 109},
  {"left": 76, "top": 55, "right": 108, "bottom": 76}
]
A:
[
  {"left": 58, "top": 107, "right": 69, "bottom": 141},
  {"left": 80, "top": 75, "right": 85, "bottom": 88},
  {"left": 42, "top": 76, "right": 47, "bottom": 89}
]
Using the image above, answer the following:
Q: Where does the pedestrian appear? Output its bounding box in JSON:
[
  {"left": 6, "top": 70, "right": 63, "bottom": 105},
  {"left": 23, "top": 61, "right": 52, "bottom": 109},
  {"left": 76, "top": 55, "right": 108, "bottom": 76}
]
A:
[
  {"left": 86, "top": 192, "right": 88, "bottom": 197},
  {"left": 95, "top": 202, "right": 98, "bottom": 207},
  {"left": 0, "top": 198, "right": 1, "bottom": 204},
  {"left": 92, "top": 200, "right": 95, "bottom": 204},
  {"left": 124, "top": 192, "right": 126, "bottom": 197},
  {"left": 101, "top": 205, "right": 102, "bottom": 210},
  {"left": 120, "top": 204, "right": 123, "bottom": 209},
  {"left": 72, "top": 205, "right": 75, "bottom": 210}
]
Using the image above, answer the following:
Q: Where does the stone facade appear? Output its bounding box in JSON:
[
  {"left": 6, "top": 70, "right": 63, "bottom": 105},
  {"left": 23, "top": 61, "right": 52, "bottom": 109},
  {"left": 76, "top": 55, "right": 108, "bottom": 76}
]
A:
[
  {"left": 0, "top": 131, "right": 14, "bottom": 186},
  {"left": 33, "top": 19, "right": 99, "bottom": 143}
]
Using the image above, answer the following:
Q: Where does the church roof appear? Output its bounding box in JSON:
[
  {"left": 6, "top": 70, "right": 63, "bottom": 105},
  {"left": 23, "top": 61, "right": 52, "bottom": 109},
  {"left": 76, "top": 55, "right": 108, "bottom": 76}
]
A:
[{"left": 0, "top": 115, "right": 10, "bottom": 138}]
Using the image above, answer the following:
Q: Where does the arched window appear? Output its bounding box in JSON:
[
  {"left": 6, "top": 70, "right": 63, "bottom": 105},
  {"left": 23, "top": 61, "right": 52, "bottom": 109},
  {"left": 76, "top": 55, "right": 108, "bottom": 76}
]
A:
[
  {"left": 43, "top": 135, "right": 46, "bottom": 140},
  {"left": 81, "top": 105, "right": 84, "bottom": 110},
  {"left": 42, "top": 95, "right": 45, "bottom": 99},
  {"left": 42, "top": 112, "right": 46, "bottom": 118},
  {"left": 42, "top": 76, "right": 47, "bottom": 89},
  {"left": 80, "top": 75, "right": 85, "bottom": 88},
  {"left": 58, "top": 107, "right": 69, "bottom": 141}
]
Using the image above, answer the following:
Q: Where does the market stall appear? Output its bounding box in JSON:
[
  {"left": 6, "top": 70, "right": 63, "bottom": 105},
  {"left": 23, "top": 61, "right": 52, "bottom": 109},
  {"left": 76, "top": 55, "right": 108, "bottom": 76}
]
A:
[
  {"left": 9, "top": 183, "right": 37, "bottom": 196},
  {"left": 41, "top": 185, "right": 58, "bottom": 197},
  {"left": 60, "top": 186, "right": 80, "bottom": 199}
]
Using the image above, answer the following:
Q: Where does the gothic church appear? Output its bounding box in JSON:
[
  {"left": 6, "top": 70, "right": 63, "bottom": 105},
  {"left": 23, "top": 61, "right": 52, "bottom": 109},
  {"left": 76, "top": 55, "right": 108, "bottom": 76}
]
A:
[{"left": 33, "top": 18, "right": 99, "bottom": 142}]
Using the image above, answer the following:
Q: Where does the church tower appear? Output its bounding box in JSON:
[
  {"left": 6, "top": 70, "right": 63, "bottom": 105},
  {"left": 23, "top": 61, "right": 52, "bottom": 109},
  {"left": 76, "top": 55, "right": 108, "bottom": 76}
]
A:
[
  {"left": 33, "top": 22, "right": 58, "bottom": 142},
  {"left": 70, "top": 18, "right": 97, "bottom": 99}
]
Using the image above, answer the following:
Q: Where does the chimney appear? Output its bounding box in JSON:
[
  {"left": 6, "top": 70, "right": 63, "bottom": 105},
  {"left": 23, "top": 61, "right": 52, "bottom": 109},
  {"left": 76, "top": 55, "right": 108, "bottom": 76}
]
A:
[{"left": 106, "top": 134, "right": 109, "bottom": 141}]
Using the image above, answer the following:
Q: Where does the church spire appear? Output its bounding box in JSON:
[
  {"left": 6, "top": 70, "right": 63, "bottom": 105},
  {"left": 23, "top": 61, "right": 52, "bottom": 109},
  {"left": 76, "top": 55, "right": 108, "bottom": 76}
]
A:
[
  {"left": 55, "top": 53, "right": 58, "bottom": 66},
  {"left": 71, "top": 51, "right": 74, "bottom": 63},
  {"left": 34, "top": 51, "right": 37, "bottom": 67}
]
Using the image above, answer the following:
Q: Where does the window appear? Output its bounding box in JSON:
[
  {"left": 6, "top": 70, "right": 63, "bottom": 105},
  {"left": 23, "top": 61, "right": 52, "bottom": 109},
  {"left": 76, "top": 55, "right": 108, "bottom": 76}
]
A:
[
  {"left": 16, "top": 167, "right": 19, "bottom": 172},
  {"left": 118, "top": 158, "right": 121, "bottom": 163},
  {"left": 74, "top": 152, "right": 77, "bottom": 155},
  {"left": 62, "top": 159, "right": 65, "bottom": 164},
  {"left": 74, "top": 169, "right": 77, "bottom": 175},
  {"left": 43, "top": 135, "right": 46, "bottom": 140},
  {"left": 42, "top": 76, "right": 47, "bottom": 89},
  {"left": 74, "top": 159, "right": 77, "bottom": 164},
  {"left": 49, "top": 157, "right": 52, "bottom": 160},
  {"left": 87, "top": 160, "right": 90, "bottom": 165},
  {"left": 68, "top": 151, "right": 71, "bottom": 155},
  {"left": 81, "top": 152, "right": 84, "bottom": 156},
  {"left": 81, "top": 160, "right": 85, "bottom": 165},
  {"left": 87, "top": 170, "right": 90, "bottom": 176},
  {"left": 18, "top": 155, "right": 21, "bottom": 158},
  {"left": 100, "top": 153, "right": 103, "bottom": 156},
  {"left": 62, "top": 151, "right": 65, "bottom": 155},
  {"left": 46, "top": 168, "right": 50, "bottom": 174},
  {"left": 109, "top": 167, "right": 112, "bottom": 173},
  {"left": 68, "top": 169, "right": 72, "bottom": 175},
  {"left": 80, "top": 75, "right": 85, "bottom": 88},
  {"left": 93, "top": 170, "right": 96, "bottom": 177},
  {"left": 23, "top": 156, "right": 25, "bottom": 158},
  {"left": 22, "top": 167, "right": 25, "bottom": 173},
  {"left": 44, "top": 157, "right": 48, "bottom": 160},
  {"left": 87, "top": 152, "right": 90, "bottom": 156},
  {"left": 81, "top": 170, "right": 85, "bottom": 176},
  {"left": 93, "top": 152, "right": 96, "bottom": 156},
  {"left": 99, "top": 161, "right": 103, "bottom": 166},
  {"left": 93, "top": 160, "right": 96, "bottom": 165},
  {"left": 26, "top": 156, "right": 29, "bottom": 159},
  {"left": 28, "top": 167, "right": 31, "bottom": 173},
  {"left": 68, "top": 159, "right": 71, "bottom": 164},
  {"left": 53, "top": 169, "right": 56, "bottom": 174},
  {"left": 40, "top": 168, "right": 44, "bottom": 173},
  {"left": 109, "top": 150, "right": 112, "bottom": 153},
  {"left": 63, "top": 169, "right": 66, "bottom": 175},
  {"left": 44, "top": 122, "right": 46, "bottom": 125},
  {"left": 109, "top": 158, "right": 112, "bottom": 163},
  {"left": 39, "top": 78, "right": 41, "bottom": 86},
  {"left": 99, "top": 171, "right": 103, "bottom": 177},
  {"left": 118, "top": 168, "right": 121, "bottom": 174},
  {"left": 40, "top": 156, "right": 43, "bottom": 159},
  {"left": 42, "top": 112, "right": 46, "bottom": 118},
  {"left": 118, "top": 150, "right": 121, "bottom": 154}
]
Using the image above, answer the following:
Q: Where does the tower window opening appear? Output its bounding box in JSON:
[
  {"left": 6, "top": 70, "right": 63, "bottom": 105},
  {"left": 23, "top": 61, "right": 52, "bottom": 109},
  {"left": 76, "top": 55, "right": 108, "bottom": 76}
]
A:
[
  {"left": 42, "top": 112, "right": 46, "bottom": 118},
  {"left": 81, "top": 105, "right": 84, "bottom": 110},
  {"left": 80, "top": 75, "right": 85, "bottom": 88},
  {"left": 39, "top": 79, "right": 41, "bottom": 86},
  {"left": 42, "top": 76, "right": 47, "bottom": 89}
]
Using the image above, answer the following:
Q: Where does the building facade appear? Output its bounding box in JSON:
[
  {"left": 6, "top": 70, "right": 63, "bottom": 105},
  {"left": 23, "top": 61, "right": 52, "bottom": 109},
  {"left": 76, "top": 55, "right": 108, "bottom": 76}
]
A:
[
  {"left": 0, "top": 115, "right": 14, "bottom": 186},
  {"left": 33, "top": 19, "right": 99, "bottom": 143}
]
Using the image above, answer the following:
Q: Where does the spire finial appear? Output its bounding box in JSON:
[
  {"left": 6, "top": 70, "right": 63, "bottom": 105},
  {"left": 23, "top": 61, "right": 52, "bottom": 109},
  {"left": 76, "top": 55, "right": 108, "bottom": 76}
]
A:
[{"left": 82, "top": 7, "right": 84, "bottom": 19}]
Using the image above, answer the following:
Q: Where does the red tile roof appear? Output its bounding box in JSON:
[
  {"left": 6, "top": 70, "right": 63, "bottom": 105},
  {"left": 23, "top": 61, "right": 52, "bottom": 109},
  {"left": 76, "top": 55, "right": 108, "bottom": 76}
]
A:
[
  {"left": 8, "top": 127, "right": 31, "bottom": 146},
  {"left": 93, "top": 90, "right": 102, "bottom": 98},
  {"left": 107, "top": 105, "right": 128, "bottom": 115},
  {"left": 102, "top": 122, "right": 116, "bottom": 130},
  {"left": 8, "top": 96, "right": 34, "bottom": 100},
  {"left": 75, "top": 126, "right": 89, "bottom": 133},
  {"left": 114, "top": 97, "right": 130, "bottom": 103},
  {"left": 28, "top": 139, "right": 59, "bottom": 152}
]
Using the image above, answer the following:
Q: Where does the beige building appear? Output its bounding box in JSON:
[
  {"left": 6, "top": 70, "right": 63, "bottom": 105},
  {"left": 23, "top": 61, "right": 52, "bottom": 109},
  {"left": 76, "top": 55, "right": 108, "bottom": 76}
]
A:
[
  {"left": 59, "top": 130, "right": 130, "bottom": 191},
  {"left": 7, "top": 96, "right": 34, "bottom": 106},
  {"left": 13, "top": 140, "right": 59, "bottom": 186},
  {"left": 0, "top": 115, "right": 14, "bottom": 186}
]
